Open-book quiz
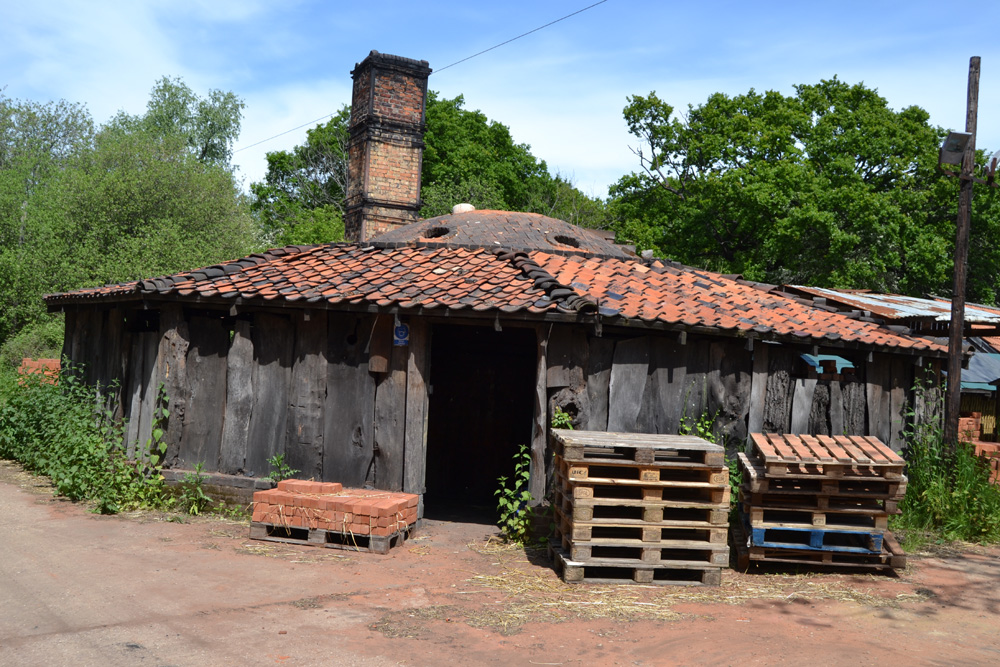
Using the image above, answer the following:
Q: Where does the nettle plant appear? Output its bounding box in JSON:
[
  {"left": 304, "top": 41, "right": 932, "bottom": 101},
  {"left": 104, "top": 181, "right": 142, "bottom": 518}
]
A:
[{"left": 495, "top": 444, "right": 534, "bottom": 544}]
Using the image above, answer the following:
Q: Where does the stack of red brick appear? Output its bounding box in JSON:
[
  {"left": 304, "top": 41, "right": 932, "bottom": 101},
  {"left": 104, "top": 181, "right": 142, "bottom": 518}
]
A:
[
  {"left": 252, "top": 480, "right": 418, "bottom": 537},
  {"left": 959, "top": 412, "right": 1000, "bottom": 484}
]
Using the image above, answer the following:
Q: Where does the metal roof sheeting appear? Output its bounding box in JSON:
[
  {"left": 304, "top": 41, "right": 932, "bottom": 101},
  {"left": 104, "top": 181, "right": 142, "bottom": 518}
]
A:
[{"left": 789, "top": 286, "right": 1000, "bottom": 324}]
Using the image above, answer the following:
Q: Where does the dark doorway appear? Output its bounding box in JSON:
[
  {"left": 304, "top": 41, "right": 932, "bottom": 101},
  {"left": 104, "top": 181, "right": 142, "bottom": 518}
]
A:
[{"left": 423, "top": 325, "right": 537, "bottom": 517}]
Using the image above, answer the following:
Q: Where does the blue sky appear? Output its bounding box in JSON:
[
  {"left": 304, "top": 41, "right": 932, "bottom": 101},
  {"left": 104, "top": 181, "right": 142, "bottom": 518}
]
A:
[{"left": 4, "top": 1, "right": 1000, "bottom": 198}]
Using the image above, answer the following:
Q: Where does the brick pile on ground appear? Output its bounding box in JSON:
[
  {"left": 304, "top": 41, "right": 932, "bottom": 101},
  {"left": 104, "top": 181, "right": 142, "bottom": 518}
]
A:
[
  {"left": 549, "top": 429, "right": 730, "bottom": 587},
  {"left": 960, "top": 412, "right": 1000, "bottom": 484},
  {"left": 734, "top": 433, "right": 906, "bottom": 572},
  {"left": 250, "top": 480, "right": 418, "bottom": 553}
]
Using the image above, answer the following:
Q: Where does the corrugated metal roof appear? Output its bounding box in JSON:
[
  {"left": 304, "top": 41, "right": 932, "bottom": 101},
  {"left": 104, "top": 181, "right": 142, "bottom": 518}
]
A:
[{"left": 789, "top": 286, "right": 1000, "bottom": 324}]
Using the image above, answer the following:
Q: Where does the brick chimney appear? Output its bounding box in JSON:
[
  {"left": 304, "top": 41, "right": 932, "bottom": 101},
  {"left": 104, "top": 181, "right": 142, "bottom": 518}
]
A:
[{"left": 345, "top": 51, "right": 432, "bottom": 242}]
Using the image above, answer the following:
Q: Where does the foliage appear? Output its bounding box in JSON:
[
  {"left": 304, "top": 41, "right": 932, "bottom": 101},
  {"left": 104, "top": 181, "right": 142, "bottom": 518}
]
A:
[
  {"left": 266, "top": 453, "right": 299, "bottom": 485},
  {"left": 611, "top": 79, "right": 1000, "bottom": 303},
  {"left": 0, "top": 81, "right": 260, "bottom": 350},
  {"left": 250, "top": 106, "right": 349, "bottom": 246},
  {"left": 0, "top": 363, "right": 171, "bottom": 513},
  {"left": 0, "top": 315, "right": 63, "bottom": 369},
  {"left": 551, "top": 405, "right": 574, "bottom": 430},
  {"left": 679, "top": 409, "right": 742, "bottom": 510},
  {"left": 109, "top": 76, "right": 245, "bottom": 165},
  {"left": 893, "top": 414, "right": 1000, "bottom": 544},
  {"left": 495, "top": 444, "right": 534, "bottom": 544},
  {"left": 249, "top": 93, "right": 610, "bottom": 244},
  {"left": 177, "top": 462, "right": 211, "bottom": 516}
]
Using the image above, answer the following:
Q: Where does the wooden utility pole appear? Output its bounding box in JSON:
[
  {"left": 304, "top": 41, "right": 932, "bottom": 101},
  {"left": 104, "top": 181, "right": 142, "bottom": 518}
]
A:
[{"left": 944, "top": 56, "right": 981, "bottom": 447}]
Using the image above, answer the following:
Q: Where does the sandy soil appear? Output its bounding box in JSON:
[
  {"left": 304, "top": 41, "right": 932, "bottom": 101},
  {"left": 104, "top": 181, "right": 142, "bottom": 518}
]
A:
[{"left": 2, "top": 460, "right": 999, "bottom": 666}]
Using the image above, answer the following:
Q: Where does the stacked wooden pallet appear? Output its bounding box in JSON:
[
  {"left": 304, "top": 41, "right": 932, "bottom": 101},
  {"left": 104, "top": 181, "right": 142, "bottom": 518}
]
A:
[
  {"left": 251, "top": 480, "right": 418, "bottom": 554},
  {"left": 549, "top": 430, "right": 730, "bottom": 586},
  {"left": 733, "top": 433, "right": 906, "bottom": 571}
]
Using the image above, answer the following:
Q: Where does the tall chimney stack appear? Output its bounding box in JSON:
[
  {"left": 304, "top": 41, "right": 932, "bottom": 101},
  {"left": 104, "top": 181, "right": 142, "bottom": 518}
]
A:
[{"left": 345, "top": 51, "right": 432, "bottom": 242}]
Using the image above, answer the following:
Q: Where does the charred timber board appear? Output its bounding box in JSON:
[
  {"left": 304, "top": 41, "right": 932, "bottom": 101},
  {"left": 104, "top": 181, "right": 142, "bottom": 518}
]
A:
[
  {"left": 220, "top": 320, "right": 254, "bottom": 474},
  {"left": 373, "top": 341, "right": 407, "bottom": 491},
  {"left": 608, "top": 337, "right": 650, "bottom": 432},
  {"left": 286, "top": 311, "right": 327, "bottom": 480},
  {"left": 403, "top": 320, "right": 429, "bottom": 499},
  {"left": 246, "top": 313, "right": 292, "bottom": 477},
  {"left": 181, "top": 316, "right": 230, "bottom": 470},
  {"left": 324, "top": 314, "right": 375, "bottom": 488}
]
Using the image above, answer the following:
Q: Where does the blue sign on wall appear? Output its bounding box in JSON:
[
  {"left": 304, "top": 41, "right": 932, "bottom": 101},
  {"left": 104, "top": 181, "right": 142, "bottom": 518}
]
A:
[{"left": 393, "top": 323, "right": 410, "bottom": 346}]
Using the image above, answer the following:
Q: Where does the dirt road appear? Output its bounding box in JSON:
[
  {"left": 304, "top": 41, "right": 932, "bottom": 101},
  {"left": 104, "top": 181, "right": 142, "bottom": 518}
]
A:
[{"left": 2, "top": 461, "right": 999, "bottom": 666}]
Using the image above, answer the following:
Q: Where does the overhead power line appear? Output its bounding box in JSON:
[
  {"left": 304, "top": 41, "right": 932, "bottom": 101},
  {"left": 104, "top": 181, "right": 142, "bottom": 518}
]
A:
[
  {"left": 233, "top": 0, "right": 609, "bottom": 155},
  {"left": 435, "top": 0, "right": 609, "bottom": 73}
]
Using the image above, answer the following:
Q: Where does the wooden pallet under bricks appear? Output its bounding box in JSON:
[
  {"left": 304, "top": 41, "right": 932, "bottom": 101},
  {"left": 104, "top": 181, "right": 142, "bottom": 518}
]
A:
[
  {"left": 737, "top": 434, "right": 906, "bottom": 573},
  {"left": 250, "top": 480, "right": 418, "bottom": 554},
  {"left": 549, "top": 429, "right": 730, "bottom": 586}
]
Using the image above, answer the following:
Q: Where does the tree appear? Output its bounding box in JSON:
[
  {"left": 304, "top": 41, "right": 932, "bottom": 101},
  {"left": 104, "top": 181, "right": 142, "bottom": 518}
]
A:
[
  {"left": 610, "top": 79, "right": 1000, "bottom": 302},
  {"left": 0, "top": 82, "right": 258, "bottom": 360},
  {"left": 109, "top": 76, "right": 245, "bottom": 166},
  {"left": 249, "top": 93, "right": 610, "bottom": 243},
  {"left": 250, "top": 106, "right": 349, "bottom": 246}
]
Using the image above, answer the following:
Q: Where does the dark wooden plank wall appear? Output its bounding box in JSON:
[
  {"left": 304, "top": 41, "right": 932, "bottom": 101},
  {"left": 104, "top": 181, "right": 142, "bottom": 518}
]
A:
[
  {"left": 246, "top": 313, "right": 293, "bottom": 476},
  {"left": 324, "top": 313, "right": 376, "bottom": 487},
  {"left": 179, "top": 316, "right": 230, "bottom": 469},
  {"left": 549, "top": 331, "right": 919, "bottom": 452},
  {"left": 285, "top": 311, "right": 328, "bottom": 480}
]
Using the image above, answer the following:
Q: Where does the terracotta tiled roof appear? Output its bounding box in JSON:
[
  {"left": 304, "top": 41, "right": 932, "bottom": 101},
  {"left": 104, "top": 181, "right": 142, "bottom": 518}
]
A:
[
  {"left": 45, "top": 242, "right": 945, "bottom": 354},
  {"left": 535, "top": 253, "right": 945, "bottom": 353}
]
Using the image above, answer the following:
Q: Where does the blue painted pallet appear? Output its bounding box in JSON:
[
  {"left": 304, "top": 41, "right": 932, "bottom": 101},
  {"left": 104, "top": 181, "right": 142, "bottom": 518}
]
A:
[{"left": 742, "top": 515, "right": 882, "bottom": 554}]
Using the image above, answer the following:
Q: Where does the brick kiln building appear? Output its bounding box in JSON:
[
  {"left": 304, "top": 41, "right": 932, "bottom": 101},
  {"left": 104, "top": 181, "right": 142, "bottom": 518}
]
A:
[{"left": 45, "top": 52, "right": 947, "bottom": 515}]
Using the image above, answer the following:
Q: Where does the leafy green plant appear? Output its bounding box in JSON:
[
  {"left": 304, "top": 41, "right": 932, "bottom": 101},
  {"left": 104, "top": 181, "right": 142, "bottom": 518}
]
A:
[
  {"left": 679, "top": 409, "right": 742, "bottom": 513},
  {"left": 495, "top": 444, "right": 534, "bottom": 544},
  {"left": 892, "top": 401, "right": 1000, "bottom": 544},
  {"left": 551, "top": 405, "right": 574, "bottom": 430},
  {"left": 266, "top": 453, "right": 299, "bottom": 484},
  {"left": 177, "top": 462, "right": 211, "bottom": 516}
]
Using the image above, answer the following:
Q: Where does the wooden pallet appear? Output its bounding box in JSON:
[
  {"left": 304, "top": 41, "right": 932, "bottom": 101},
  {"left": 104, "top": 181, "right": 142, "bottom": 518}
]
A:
[
  {"left": 558, "top": 536, "right": 730, "bottom": 566},
  {"left": 738, "top": 453, "right": 907, "bottom": 498},
  {"left": 554, "top": 507, "right": 729, "bottom": 543},
  {"left": 740, "top": 501, "right": 889, "bottom": 531},
  {"left": 556, "top": 453, "right": 728, "bottom": 486},
  {"left": 749, "top": 433, "right": 904, "bottom": 480},
  {"left": 249, "top": 522, "right": 412, "bottom": 554},
  {"left": 732, "top": 520, "right": 905, "bottom": 571},
  {"left": 740, "top": 486, "right": 899, "bottom": 515},
  {"left": 741, "top": 514, "right": 883, "bottom": 553},
  {"left": 555, "top": 468, "right": 730, "bottom": 505},
  {"left": 553, "top": 483, "right": 729, "bottom": 523},
  {"left": 551, "top": 429, "right": 725, "bottom": 466},
  {"left": 550, "top": 544, "right": 724, "bottom": 586}
]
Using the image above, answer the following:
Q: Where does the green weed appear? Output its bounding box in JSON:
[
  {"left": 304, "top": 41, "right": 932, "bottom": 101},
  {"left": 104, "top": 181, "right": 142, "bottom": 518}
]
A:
[
  {"left": 266, "top": 453, "right": 299, "bottom": 485},
  {"left": 177, "top": 462, "right": 211, "bottom": 516},
  {"left": 495, "top": 444, "right": 534, "bottom": 544}
]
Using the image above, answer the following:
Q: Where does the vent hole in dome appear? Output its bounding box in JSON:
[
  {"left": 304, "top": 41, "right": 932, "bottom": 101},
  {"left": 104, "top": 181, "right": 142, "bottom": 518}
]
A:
[
  {"left": 422, "top": 226, "right": 453, "bottom": 239},
  {"left": 552, "top": 234, "right": 580, "bottom": 248}
]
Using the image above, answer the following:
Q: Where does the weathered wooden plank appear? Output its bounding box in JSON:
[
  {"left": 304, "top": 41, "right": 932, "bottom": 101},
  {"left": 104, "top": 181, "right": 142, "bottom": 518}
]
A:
[
  {"left": 546, "top": 325, "right": 587, "bottom": 389},
  {"left": 790, "top": 378, "right": 817, "bottom": 434},
  {"left": 156, "top": 305, "right": 190, "bottom": 468},
  {"left": 403, "top": 319, "right": 430, "bottom": 503},
  {"left": 103, "top": 309, "right": 127, "bottom": 419},
  {"left": 584, "top": 337, "right": 614, "bottom": 431},
  {"left": 529, "top": 326, "right": 548, "bottom": 502},
  {"left": 246, "top": 313, "right": 293, "bottom": 478},
  {"left": 707, "top": 340, "right": 752, "bottom": 446},
  {"left": 608, "top": 337, "right": 650, "bottom": 432},
  {"left": 808, "top": 381, "right": 831, "bottom": 436},
  {"left": 219, "top": 319, "right": 254, "bottom": 474},
  {"left": 829, "top": 380, "right": 845, "bottom": 436},
  {"left": 866, "top": 355, "right": 889, "bottom": 441},
  {"left": 368, "top": 315, "right": 392, "bottom": 373},
  {"left": 747, "top": 343, "right": 770, "bottom": 437},
  {"left": 888, "top": 356, "right": 910, "bottom": 452},
  {"left": 323, "top": 313, "right": 375, "bottom": 487},
  {"left": 763, "top": 347, "right": 796, "bottom": 434},
  {"left": 374, "top": 335, "right": 408, "bottom": 492},
  {"left": 681, "top": 339, "right": 711, "bottom": 429},
  {"left": 644, "top": 337, "right": 686, "bottom": 435},
  {"left": 180, "top": 315, "right": 230, "bottom": 470},
  {"left": 286, "top": 310, "right": 327, "bottom": 480},
  {"left": 135, "top": 333, "right": 159, "bottom": 459},
  {"left": 61, "top": 310, "right": 78, "bottom": 366},
  {"left": 125, "top": 332, "right": 145, "bottom": 457},
  {"left": 842, "top": 376, "right": 867, "bottom": 435}
]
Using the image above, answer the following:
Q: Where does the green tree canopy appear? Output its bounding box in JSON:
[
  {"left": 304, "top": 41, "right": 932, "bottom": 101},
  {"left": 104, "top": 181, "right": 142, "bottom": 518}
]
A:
[
  {"left": 610, "top": 78, "right": 1000, "bottom": 303},
  {"left": 250, "top": 92, "right": 609, "bottom": 244},
  {"left": 0, "top": 82, "right": 258, "bottom": 356}
]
